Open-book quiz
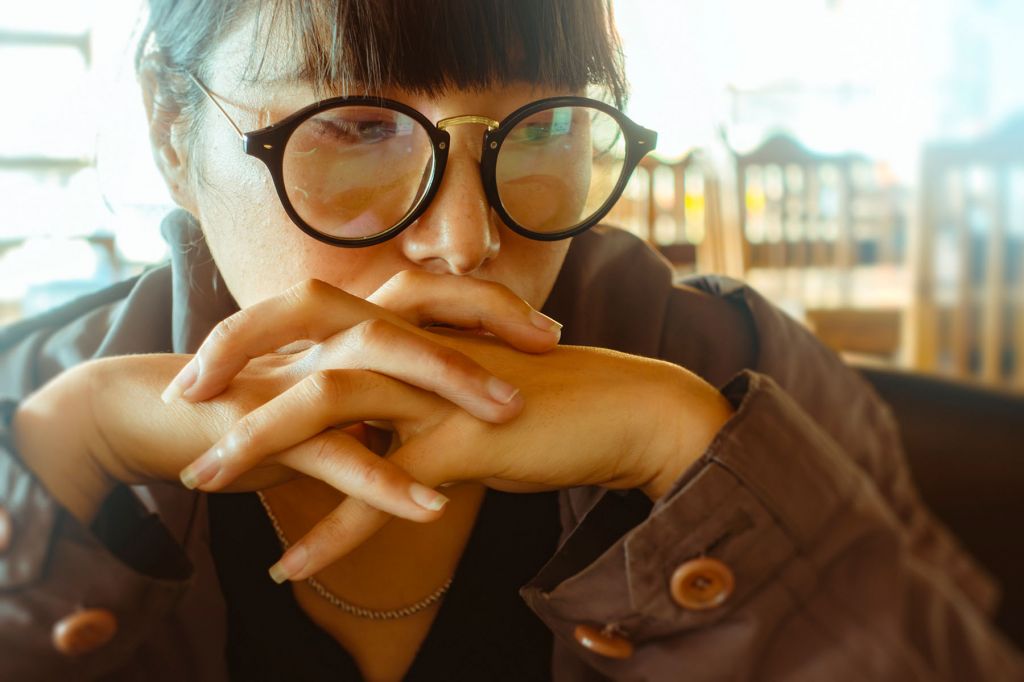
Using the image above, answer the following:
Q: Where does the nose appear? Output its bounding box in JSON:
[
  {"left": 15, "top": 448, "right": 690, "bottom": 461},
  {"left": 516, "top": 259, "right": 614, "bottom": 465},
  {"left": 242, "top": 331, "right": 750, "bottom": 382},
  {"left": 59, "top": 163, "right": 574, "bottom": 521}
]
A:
[{"left": 399, "top": 131, "right": 500, "bottom": 275}]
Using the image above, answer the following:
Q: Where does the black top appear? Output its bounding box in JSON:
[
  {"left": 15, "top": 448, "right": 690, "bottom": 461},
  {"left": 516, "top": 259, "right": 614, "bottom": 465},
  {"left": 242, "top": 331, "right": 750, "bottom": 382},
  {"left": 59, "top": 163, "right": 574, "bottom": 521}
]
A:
[{"left": 208, "top": 488, "right": 562, "bottom": 681}]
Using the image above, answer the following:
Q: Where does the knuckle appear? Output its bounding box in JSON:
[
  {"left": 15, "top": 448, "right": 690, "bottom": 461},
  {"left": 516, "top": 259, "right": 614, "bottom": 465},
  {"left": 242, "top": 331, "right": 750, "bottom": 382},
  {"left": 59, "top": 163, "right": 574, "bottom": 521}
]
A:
[
  {"left": 309, "top": 435, "right": 341, "bottom": 472},
  {"left": 223, "top": 416, "right": 260, "bottom": 459},
  {"left": 353, "top": 317, "right": 394, "bottom": 348},
  {"left": 208, "top": 312, "right": 245, "bottom": 348},
  {"left": 350, "top": 457, "right": 395, "bottom": 493},
  {"left": 295, "top": 277, "right": 333, "bottom": 301},
  {"left": 307, "top": 369, "right": 347, "bottom": 403},
  {"left": 432, "top": 346, "right": 475, "bottom": 379},
  {"left": 291, "top": 279, "right": 334, "bottom": 331}
]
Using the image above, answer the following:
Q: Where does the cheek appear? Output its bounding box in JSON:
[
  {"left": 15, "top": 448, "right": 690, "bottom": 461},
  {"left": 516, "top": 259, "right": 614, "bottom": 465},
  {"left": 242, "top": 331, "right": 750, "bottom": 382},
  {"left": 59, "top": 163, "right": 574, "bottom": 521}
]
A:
[
  {"left": 489, "top": 234, "right": 570, "bottom": 309},
  {"left": 191, "top": 145, "right": 406, "bottom": 308},
  {"left": 192, "top": 153, "right": 297, "bottom": 305}
]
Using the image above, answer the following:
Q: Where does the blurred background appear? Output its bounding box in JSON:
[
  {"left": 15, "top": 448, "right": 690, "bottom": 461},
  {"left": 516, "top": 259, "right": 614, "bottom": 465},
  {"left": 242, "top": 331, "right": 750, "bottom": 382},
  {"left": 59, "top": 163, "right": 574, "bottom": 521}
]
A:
[{"left": 2, "top": 0, "right": 1024, "bottom": 391}]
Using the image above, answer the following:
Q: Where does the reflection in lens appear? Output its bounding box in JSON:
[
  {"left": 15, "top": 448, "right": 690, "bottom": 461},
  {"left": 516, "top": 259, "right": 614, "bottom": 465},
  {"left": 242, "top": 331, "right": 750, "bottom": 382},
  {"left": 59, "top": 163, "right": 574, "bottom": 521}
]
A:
[
  {"left": 283, "top": 106, "right": 433, "bottom": 239},
  {"left": 495, "top": 105, "right": 626, "bottom": 234}
]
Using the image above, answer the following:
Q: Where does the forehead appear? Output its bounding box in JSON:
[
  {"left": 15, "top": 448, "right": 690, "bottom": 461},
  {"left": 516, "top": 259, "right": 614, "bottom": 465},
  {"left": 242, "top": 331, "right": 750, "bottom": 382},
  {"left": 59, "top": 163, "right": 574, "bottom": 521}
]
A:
[{"left": 205, "top": 12, "right": 299, "bottom": 90}]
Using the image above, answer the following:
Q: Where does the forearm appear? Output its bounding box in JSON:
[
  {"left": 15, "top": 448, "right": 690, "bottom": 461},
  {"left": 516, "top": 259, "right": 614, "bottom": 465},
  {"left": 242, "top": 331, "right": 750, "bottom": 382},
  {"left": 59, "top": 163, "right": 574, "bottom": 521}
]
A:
[
  {"left": 639, "top": 364, "right": 735, "bottom": 502},
  {"left": 12, "top": 363, "right": 116, "bottom": 525}
]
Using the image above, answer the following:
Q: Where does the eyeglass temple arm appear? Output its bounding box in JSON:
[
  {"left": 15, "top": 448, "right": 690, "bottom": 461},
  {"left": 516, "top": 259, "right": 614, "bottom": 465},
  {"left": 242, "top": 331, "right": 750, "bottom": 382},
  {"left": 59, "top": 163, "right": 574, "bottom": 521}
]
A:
[{"left": 186, "top": 71, "right": 245, "bottom": 140}]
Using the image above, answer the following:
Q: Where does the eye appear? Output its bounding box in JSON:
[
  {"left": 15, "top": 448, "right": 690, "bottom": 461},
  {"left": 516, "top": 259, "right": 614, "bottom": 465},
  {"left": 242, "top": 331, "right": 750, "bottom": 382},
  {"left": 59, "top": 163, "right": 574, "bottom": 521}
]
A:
[
  {"left": 312, "top": 118, "right": 397, "bottom": 144},
  {"left": 304, "top": 108, "right": 417, "bottom": 146},
  {"left": 508, "top": 108, "right": 576, "bottom": 144},
  {"left": 520, "top": 123, "right": 553, "bottom": 142},
  {"left": 352, "top": 120, "right": 400, "bottom": 143}
]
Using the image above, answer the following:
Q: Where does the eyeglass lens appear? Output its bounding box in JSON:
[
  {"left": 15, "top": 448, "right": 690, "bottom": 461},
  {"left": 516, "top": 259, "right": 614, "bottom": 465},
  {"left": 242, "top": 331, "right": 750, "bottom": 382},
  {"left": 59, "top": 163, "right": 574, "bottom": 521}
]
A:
[
  {"left": 283, "top": 107, "right": 434, "bottom": 239},
  {"left": 281, "top": 103, "right": 628, "bottom": 240},
  {"left": 495, "top": 106, "right": 626, "bottom": 234}
]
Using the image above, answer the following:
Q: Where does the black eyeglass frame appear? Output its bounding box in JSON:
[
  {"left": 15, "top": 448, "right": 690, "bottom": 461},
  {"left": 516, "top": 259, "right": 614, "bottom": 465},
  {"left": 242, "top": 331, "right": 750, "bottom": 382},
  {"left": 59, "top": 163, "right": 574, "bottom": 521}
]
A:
[{"left": 192, "top": 76, "right": 658, "bottom": 247}]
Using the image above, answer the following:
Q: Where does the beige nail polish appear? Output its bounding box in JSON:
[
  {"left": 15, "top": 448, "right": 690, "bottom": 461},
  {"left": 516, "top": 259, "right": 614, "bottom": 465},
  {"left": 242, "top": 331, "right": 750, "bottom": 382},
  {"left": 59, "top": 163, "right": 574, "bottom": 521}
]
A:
[
  {"left": 269, "top": 544, "right": 308, "bottom": 584},
  {"left": 486, "top": 377, "right": 520, "bottom": 404},
  {"left": 409, "top": 482, "right": 450, "bottom": 511},
  {"left": 529, "top": 309, "right": 563, "bottom": 333},
  {"left": 179, "top": 449, "right": 222, "bottom": 490},
  {"left": 161, "top": 358, "right": 199, "bottom": 403}
]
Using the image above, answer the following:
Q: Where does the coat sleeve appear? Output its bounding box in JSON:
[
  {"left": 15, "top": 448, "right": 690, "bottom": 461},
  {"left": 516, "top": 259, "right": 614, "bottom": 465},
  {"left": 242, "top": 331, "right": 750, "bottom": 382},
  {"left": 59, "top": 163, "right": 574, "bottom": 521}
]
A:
[
  {"left": 0, "top": 273, "right": 196, "bottom": 682},
  {"left": 520, "top": 372, "right": 1024, "bottom": 681},
  {"left": 520, "top": 277, "right": 1024, "bottom": 681},
  {"left": 0, "top": 399, "right": 194, "bottom": 681}
]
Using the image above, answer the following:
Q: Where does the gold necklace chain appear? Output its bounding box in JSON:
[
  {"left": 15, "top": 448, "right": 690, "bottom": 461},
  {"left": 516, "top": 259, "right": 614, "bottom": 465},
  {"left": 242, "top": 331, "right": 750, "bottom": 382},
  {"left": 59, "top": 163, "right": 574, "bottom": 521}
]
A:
[{"left": 256, "top": 491, "right": 453, "bottom": 620}]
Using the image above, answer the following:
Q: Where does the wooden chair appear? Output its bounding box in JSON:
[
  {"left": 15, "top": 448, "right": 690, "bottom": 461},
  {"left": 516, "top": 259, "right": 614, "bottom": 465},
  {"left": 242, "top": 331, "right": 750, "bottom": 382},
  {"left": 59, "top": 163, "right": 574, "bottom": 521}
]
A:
[
  {"left": 910, "top": 114, "right": 1024, "bottom": 389},
  {"left": 605, "top": 149, "right": 726, "bottom": 275},
  {"left": 729, "top": 133, "right": 909, "bottom": 359}
]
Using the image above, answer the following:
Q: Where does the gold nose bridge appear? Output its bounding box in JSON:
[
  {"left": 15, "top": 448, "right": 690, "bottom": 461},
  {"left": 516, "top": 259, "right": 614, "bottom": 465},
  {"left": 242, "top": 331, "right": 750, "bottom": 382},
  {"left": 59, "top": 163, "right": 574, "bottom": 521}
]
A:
[{"left": 436, "top": 115, "right": 500, "bottom": 132}]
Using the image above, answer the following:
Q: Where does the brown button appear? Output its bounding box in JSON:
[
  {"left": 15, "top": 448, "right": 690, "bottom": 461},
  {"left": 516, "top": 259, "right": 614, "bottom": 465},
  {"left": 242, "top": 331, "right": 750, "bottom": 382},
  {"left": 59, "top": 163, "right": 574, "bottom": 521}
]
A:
[
  {"left": 670, "top": 556, "right": 735, "bottom": 610},
  {"left": 0, "top": 505, "right": 11, "bottom": 553},
  {"left": 52, "top": 609, "right": 118, "bottom": 656},
  {"left": 573, "top": 624, "right": 634, "bottom": 659}
]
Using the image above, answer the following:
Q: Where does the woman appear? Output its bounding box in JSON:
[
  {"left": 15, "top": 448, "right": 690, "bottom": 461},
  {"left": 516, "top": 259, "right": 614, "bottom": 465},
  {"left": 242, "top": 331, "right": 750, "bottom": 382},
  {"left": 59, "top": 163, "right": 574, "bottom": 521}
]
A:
[{"left": 0, "top": 1, "right": 1020, "bottom": 680}]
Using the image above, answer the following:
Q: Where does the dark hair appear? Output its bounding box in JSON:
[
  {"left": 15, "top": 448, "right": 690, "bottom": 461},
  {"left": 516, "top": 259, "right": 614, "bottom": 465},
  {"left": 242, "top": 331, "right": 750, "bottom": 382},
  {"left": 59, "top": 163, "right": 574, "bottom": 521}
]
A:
[{"left": 138, "top": 0, "right": 628, "bottom": 127}]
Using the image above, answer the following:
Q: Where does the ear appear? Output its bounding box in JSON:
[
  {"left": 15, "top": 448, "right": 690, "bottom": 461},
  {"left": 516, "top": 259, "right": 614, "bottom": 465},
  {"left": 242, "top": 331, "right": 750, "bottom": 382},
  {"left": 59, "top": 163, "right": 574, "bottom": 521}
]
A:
[{"left": 139, "top": 56, "right": 198, "bottom": 214}]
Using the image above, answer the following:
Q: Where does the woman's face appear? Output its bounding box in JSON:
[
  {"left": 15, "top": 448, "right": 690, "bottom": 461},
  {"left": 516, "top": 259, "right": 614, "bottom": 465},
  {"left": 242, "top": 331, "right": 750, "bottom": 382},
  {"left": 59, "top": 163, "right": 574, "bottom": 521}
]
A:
[{"left": 171, "top": 18, "right": 573, "bottom": 311}]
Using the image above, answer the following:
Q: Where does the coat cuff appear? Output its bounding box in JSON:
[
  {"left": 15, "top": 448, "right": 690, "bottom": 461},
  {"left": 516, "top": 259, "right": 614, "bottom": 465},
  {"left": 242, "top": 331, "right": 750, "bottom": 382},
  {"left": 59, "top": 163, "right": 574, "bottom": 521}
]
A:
[
  {"left": 0, "top": 399, "right": 192, "bottom": 679},
  {"left": 520, "top": 370, "right": 874, "bottom": 668}
]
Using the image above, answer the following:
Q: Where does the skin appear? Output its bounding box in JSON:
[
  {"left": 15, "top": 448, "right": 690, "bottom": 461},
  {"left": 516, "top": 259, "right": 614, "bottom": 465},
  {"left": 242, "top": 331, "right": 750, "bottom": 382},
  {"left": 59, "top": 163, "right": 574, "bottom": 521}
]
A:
[
  {"left": 12, "top": 12, "right": 735, "bottom": 682},
  {"left": 177, "top": 29, "right": 572, "bottom": 308}
]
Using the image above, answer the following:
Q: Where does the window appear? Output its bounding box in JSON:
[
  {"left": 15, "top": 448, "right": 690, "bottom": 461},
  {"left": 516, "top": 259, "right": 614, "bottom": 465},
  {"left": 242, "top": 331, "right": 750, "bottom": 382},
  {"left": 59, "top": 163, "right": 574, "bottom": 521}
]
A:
[{"left": 0, "top": 1, "right": 169, "bottom": 323}]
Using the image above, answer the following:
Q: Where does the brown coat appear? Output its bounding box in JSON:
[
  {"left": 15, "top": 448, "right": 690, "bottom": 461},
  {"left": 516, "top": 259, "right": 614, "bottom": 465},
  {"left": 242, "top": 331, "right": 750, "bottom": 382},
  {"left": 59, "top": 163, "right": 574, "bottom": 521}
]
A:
[{"left": 1, "top": 210, "right": 1021, "bottom": 680}]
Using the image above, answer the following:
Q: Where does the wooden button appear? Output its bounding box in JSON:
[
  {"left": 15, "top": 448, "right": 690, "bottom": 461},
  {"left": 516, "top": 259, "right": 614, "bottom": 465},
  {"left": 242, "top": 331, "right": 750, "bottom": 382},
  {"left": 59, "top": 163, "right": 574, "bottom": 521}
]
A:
[
  {"left": 573, "top": 624, "right": 634, "bottom": 659},
  {"left": 670, "top": 556, "right": 735, "bottom": 610},
  {"left": 52, "top": 609, "right": 118, "bottom": 656},
  {"left": 0, "top": 505, "right": 11, "bottom": 553}
]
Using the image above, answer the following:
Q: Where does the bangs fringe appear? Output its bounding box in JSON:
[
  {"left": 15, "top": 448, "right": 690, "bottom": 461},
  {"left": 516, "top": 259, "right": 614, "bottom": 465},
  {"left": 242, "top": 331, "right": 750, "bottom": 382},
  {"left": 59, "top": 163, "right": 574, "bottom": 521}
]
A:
[{"left": 254, "top": 0, "right": 627, "bottom": 105}]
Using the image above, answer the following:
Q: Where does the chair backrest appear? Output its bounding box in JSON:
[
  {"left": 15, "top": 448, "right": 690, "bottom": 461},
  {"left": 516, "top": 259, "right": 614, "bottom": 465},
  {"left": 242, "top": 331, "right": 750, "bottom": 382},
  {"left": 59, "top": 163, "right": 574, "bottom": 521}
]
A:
[
  {"left": 733, "top": 133, "right": 906, "bottom": 271},
  {"left": 725, "top": 134, "right": 913, "bottom": 359},
  {"left": 736, "top": 134, "right": 860, "bottom": 274},
  {"left": 605, "top": 150, "right": 725, "bottom": 274},
  {"left": 910, "top": 114, "right": 1024, "bottom": 388}
]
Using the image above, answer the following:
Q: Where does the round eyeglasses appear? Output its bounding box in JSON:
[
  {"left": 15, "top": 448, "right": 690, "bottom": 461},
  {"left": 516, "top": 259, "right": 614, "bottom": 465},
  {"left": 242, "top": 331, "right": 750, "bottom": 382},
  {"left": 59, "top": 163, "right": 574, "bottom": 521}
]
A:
[{"left": 190, "top": 75, "right": 658, "bottom": 247}]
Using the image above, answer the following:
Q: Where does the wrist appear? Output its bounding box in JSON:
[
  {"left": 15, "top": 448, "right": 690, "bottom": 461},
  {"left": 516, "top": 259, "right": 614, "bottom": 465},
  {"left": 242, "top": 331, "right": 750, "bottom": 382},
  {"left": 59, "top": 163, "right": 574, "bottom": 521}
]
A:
[
  {"left": 12, "top": 363, "right": 117, "bottom": 524},
  {"left": 639, "top": 367, "right": 734, "bottom": 502}
]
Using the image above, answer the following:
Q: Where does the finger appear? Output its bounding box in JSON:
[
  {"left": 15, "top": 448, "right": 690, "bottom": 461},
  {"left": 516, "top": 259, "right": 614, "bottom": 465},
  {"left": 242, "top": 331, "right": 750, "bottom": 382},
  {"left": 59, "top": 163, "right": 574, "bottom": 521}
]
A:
[
  {"left": 264, "top": 430, "right": 464, "bottom": 583},
  {"left": 319, "top": 318, "right": 524, "bottom": 423},
  {"left": 267, "top": 496, "right": 393, "bottom": 584},
  {"left": 163, "top": 279, "right": 407, "bottom": 403},
  {"left": 279, "top": 430, "right": 449, "bottom": 521},
  {"left": 367, "top": 270, "right": 562, "bottom": 352},
  {"left": 179, "top": 368, "right": 434, "bottom": 489}
]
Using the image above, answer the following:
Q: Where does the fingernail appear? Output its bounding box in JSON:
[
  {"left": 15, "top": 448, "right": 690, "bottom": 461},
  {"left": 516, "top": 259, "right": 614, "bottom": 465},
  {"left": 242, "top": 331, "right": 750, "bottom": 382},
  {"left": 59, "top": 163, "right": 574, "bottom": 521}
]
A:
[
  {"left": 529, "top": 309, "right": 563, "bottom": 334},
  {"left": 487, "top": 377, "right": 520, "bottom": 404},
  {"left": 162, "top": 358, "right": 199, "bottom": 403},
  {"left": 269, "top": 544, "right": 308, "bottom": 584},
  {"left": 179, "top": 448, "right": 222, "bottom": 490},
  {"left": 409, "top": 482, "right": 449, "bottom": 511}
]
